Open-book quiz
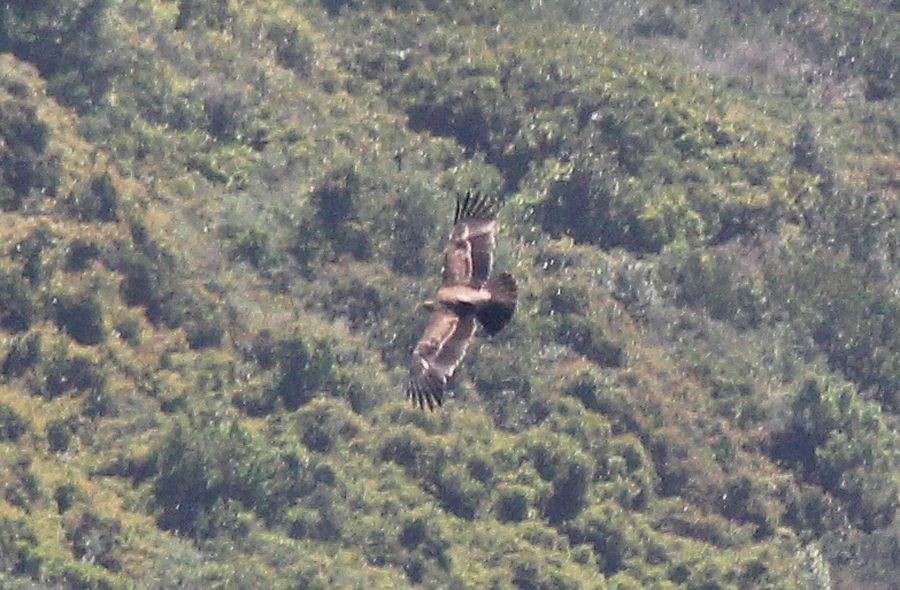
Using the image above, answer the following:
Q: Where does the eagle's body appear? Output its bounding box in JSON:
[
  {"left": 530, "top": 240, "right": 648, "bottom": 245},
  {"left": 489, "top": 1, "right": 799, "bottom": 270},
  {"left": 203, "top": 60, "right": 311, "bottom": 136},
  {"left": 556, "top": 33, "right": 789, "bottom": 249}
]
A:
[
  {"left": 426, "top": 285, "right": 491, "bottom": 309},
  {"left": 407, "top": 192, "right": 517, "bottom": 410}
]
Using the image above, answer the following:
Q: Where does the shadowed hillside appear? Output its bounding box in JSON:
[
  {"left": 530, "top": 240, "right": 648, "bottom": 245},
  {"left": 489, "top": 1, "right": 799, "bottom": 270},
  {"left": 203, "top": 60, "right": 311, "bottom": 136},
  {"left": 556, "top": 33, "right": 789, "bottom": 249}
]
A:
[{"left": 1, "top": 1, "right": 897, "bottom": 588}]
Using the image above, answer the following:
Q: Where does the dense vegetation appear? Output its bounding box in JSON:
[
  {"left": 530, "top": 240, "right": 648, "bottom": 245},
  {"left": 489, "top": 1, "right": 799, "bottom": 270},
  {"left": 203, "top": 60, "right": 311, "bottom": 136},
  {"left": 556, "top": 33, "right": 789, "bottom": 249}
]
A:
[{"left": 1, "top": 1, "right": 897, "bottom": 588}]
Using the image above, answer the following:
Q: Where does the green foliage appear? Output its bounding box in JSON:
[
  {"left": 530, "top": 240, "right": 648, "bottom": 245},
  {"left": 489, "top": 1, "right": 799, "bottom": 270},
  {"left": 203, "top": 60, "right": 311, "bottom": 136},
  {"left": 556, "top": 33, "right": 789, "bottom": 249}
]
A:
[
  {"left": 659, "top": 243, "right": 768, "bottom": 328},
  {"left": 54, "top": 483, "right": 77, "bottom": 513},
  {"left": 270, "top": 332, "right": 337, "bottom": 411},
  {"left": 53, "top": 291, "right": 106, "bottom": 346},
  {"left": 292, "top": 162, "right": 372, "bottom": 269},
  {"left": 495, "top": 484, "right": 532, "bottom": 523},
  {"left": 766, "top": 243, "right": 900, "bottom": 408},
  {"left": 65, "top": 239, "right": 102, "bottom": 272},
  {"left": 46, "top": 416, "right": 77, "bottom": 452},
  {"left": 0, "top": 92, "right": 57, "bottom": 210},
  {"left": 0, "top": 265, "right": 34, "bottom": 332},
  {"left": 0, "top": 517, "right": 40, "bottom": 577},
  {"left": 0, "top": 403, "right": 28, "bottom": 442},
  {"left": 64, "top": 172, "right": 120, "bottom": 222},
  {"left": 11, "top": 227, "right": 54, "bottom": 285},
  {"left": 37, "top": 342, "right": 105, "bottom": 399},
  {"left": 152, "top": 419, "right": 315, "bottom": 537},
  {"left": 0, "top": 0, "right": 116, "bottom": 110},
  {"left": 69, "top": 511, "right": 123, "bottom": 572},
  {"left": 295, "top": 399, "right": 363, "bottom": 453},
  {"left": 771, "top": 376, "right": 899, "bottom": 531}
]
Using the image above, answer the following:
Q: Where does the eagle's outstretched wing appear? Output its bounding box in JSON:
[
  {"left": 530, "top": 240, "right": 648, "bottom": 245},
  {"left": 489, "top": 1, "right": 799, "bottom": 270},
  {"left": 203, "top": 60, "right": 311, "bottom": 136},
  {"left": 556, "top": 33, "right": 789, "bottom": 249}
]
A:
[
  {"left": 407, "top": 309, "right": 476, "bottom": 410},
  {"left": 442, "top": 191, "right": 497, "bottom": 288}
]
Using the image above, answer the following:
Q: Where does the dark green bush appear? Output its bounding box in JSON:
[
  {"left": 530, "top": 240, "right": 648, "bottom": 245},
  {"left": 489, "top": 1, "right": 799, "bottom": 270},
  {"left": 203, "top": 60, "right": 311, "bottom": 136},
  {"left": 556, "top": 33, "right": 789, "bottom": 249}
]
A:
[
  {"left": 0, "top": 0, "right": 116, "bottom": 110},
  {"left": 153, "top": 421, "right": 308, "bottom": 537},
  {"left": 566, "top": 506, "right": 632, "bottom": 575},
  {"left": 770, "top": 376, "right": 899, "bottom": 530},
  {"left": 227, "top": 226, "right": 273, "bottom": 268},
  {"left": 55, "top": 484, "right": 77, "bottom": 513},
  {"left": 39, "top": 347, "right": 105, "bottom": 399},
  {"left": 54, "top": 292, "right": 105, "bottom": 345},
  {"left": 0, "top": 97, "right": 56, "bottom": 210},
  {"left": 296, "top": 400, "right": 361, "bottom": 453},
  {"left": 183, "top": 296, "right": 224, "bottom": 350},
  {"left": 65, "top": 172, "right": 119, "bottom": 222},
  {"left": 82, "top": 388, "right": 118, "bottom": 418},
  {"left": 47, "top": 417, "right": 77, "bottom": 453},
  {"left": 10, "top": 226, "right": 53, "bottom": 284},
  {"left": 495, "top": 485, "right": 530, "bottom": 523},
  {"left": 272, "top": 335, "right": 336, "bottom": 411},
  {"left": 0, "top": 517, "right": 39, "bottom": 576},
  {"left": 543, "top": 456, "right": 592, "bottom": 525},
  {"left": 436, "top": 464, "right": 485, "bottom": 520},
  {"left": 0, "top": 267, "right": 34, "bottom": 332},
  {"left": 174, "top": 0, "right": 236, "bottom": 31},
  {"left": 0, "top": 403, "right": 28, "bottom": 442},
  {"left": 659, "top": 245, "right": 768, "bottom": 329},
  {"left": 266, "top": 21, "right": 315, "bottom": 74},
  {"left": 69, "top": 511, "right": 122, "bottom": 572},
  {"left": 113, "top": 317, "right": 141, "bottom": 346},
  {"left": 65, "top": 239, "right": 102, "bottom": 272},
  {"left": 1, "top": 330, "right": 42, "bottom": 377}
]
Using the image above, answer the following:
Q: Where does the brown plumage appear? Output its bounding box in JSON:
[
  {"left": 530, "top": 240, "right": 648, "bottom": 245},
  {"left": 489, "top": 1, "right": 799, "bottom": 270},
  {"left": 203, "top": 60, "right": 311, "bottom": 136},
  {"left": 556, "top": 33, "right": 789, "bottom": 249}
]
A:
[{"left": 407, "top": 191, "right": 518, "bottom": 410}]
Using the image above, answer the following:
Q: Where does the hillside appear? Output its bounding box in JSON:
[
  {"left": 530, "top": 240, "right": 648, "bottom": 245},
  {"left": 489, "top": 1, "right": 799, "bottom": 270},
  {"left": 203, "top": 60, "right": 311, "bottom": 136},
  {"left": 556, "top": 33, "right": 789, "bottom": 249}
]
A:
[{"left": 0, "top": 1, "right": 897, "bottom": 588}]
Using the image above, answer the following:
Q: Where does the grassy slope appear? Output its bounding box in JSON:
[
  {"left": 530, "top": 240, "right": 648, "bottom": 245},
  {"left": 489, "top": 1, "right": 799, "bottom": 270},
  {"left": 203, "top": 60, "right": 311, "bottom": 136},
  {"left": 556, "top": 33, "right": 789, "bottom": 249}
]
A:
[{"left": 0, "top": 1, "right": 897, "bottom": 588}]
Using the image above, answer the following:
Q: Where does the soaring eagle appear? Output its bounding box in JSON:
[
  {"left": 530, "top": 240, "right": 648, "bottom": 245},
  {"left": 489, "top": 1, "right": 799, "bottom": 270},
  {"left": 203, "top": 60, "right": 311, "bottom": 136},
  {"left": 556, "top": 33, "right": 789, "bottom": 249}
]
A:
[{"left": 407, "top": 191, "right": 517, "bottom": 410}]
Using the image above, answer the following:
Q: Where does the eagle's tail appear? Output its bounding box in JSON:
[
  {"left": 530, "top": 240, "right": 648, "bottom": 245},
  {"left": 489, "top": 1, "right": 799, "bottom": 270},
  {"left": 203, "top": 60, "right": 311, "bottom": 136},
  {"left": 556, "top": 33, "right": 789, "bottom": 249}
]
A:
[{"left": 478, "top": 272, "right": 517, "bottom": 336}]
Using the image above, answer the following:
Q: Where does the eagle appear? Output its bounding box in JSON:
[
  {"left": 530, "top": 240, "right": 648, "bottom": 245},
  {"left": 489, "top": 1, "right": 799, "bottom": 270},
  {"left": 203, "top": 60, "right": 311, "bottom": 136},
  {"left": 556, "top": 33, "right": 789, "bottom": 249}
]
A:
[{"left": 407, "top": 191, "right": 518, "bottom": 410}]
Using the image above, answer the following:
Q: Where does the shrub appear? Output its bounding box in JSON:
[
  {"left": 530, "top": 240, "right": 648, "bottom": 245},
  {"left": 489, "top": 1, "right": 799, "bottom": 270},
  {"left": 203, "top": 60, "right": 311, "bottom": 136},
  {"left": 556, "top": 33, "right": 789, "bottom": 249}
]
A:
[
  {"left": 495, "top": 484, "right": 531, "bottom": 523},
  {"left": 113, "top": 316, "right": 141, "bottom": 346},
  {"left": 436, "top": 464, "right": 485, "bottom": 520},
  {"left": 0, "top": 0, "right": 116, "bottom": 110},
  {"left": 524, "top": 431, "right": 594, "bottom": 524},
  {"left": 38, "top": 346, "right": 105, "bottom": 399},
  {"left": 565, "top": 505, "right": 633, "bottom": 576},
  {"left": 266, "top": 21, "right": 316, "bottom": 74},
  {"left": 227, "top": 226, "right": 273, "bottom": 268},
  {"left": 65, "top": 239, "right": 102, "bottom": 272},
  {"left": 55, "top": 484, "right": 77, "bottom": 513},
  {"left": 543, "top": 455, "right": 592, "bottom": 525},
  {"left": 295, "top": 399, "right": 362, "bottom": 453},
  {"left": 397, "top": 512, "right": 451, "bottom": 572},
  {"left": 47, "top": 417, "right": 77, "bottom": 453},
  {"left": 68, "top": 511, "right": 122, "bottom": 572},
  {"left": 183, "top": 295, "right": 224, "bottom": 350},
  {"left": 82, "top": 388, "right": 118, "bottom": 418},
  {"left": 54, "top": 292, "right": 105, "bottom": 345},
  {"left": 272, "top": 335, "right": 336, "bottom": 410},
  {"left": 770, "top": 376, "right": 899, "bottom": 530},
  {"left": 11, "top": 226, "right": 53, "bottom": 284},
  {"left": 659, "top": 244, "right": 768, "bottom": 329},
  {"left": 152, "top": 421, "right": 307, "bottom": 536},
  {"left": 1, "top": 330, "right": 42, "bottom": 377},
  {"left": 0, "top": 267, "right": 34, "bottom": 332},
  {"left": 0, "top": 403, "right": 28, "bottom": 442},
  {"left": 0, "top": 517, "right": 39, "bottom": 576},
  {"left": 0, "top": 96, "right": 56, "bottom": 210},
  {"left": 200, "top": 78, "right": 247, "bottom": 141},
  {"left": 65, "top": 172, "right": 119, "bottom": 222},
  {"left": 292, "top": 163, "right": 371, "bottom": 267},
  {"left": 174, "top": 0, "right": 236, "bottom": 31}
]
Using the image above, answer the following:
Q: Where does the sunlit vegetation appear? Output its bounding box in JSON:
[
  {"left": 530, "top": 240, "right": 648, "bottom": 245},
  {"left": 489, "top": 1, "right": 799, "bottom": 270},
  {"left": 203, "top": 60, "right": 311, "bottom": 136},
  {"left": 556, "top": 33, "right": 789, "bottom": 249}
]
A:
[{"left": 0, "top": 0, "right": 896, "bottom": 588}]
